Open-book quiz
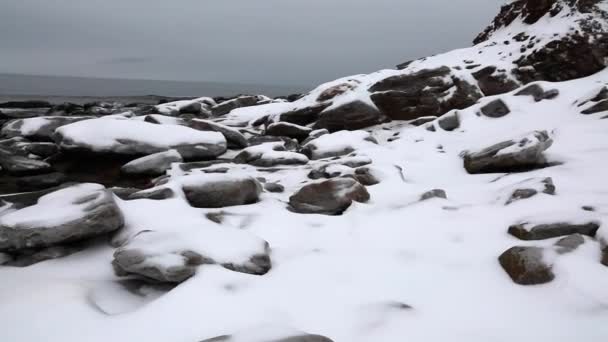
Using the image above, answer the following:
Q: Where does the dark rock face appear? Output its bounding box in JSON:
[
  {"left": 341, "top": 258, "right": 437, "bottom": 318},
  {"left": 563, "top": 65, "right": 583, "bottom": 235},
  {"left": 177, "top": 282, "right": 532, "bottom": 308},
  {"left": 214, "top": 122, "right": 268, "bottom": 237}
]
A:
[
  {"left": 314, "top": 101, "right": 385, "bottom": 132},
  {"left": 498, "top": 246, "right": 554, "bottom": 285},
  {"left": 472, "top": 66, "right": 519, "bottom": 96},
  {"left": 186, "top": 119, "right": 249, "bottom": 149},
  {"left": 463, "top": 131, "right": 553, "bottom": 174},
  {"left": 508, "top": 222, "right": 600, "bottom": 240},
  {"left": 266, "top": 122, "right": 312, "bottom": 142},
  {"left": 480, "top": 99, "right": 510, "bottom": 118},
  {"left": 289, "top": 178, "right": 370, "bottom": 215},
  {"left": 276, "top": 103, "right": 332, "bottom": 126},
  {"left": 370, "top": 67, "right": 482, "bottom": 121},
  {"left": 506, "top": 177, "right": 555, "bottom": 204},
  {"left": 182, "top": 176, "right": 262, "bottom": 208},
  {"left": 0, "top": 184, "right": 124, "bottom": 252}
]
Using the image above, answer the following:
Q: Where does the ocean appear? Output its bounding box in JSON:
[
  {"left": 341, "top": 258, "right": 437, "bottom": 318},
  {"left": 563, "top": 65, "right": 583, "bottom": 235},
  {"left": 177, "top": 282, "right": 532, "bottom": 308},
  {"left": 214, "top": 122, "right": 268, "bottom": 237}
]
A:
[{"left": 0, "top": 73, "right": 309, "bottom": 105}]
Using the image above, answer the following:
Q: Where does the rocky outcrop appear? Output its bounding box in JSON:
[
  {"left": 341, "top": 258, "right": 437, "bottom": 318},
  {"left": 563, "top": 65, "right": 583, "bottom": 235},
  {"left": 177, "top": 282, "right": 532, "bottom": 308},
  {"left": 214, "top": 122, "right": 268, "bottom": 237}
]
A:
[
  {"left": 463, "top": 131, "right": 553, "bottom": 173},
  {"left": 289, "top": 178, "right": 370, "bottom": 215}
]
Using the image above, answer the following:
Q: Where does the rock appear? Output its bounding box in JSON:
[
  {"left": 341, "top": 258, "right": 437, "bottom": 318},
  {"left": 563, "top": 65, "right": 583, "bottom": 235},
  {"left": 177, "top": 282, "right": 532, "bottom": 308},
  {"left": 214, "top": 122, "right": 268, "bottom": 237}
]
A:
[
  {"left": 301, "top": 128, "right": 329, "bottom": 145},
  {"left": 3, "top": 243, "right": 88, "bottom": 267},
  {"left": 0, "top": 100, "right": 52, "bottom": 109},
  {"left": 437, "top": 112, "right": 460, "bottom": 131},
  {"left": 110, "top": 187, "right": 141, "bottom": 200},
  {"left": 409, "top": 116, "right": 438, "bottom": 127},
  {"left": 155, "top": 97, "right": 215, "bottom": 117},
  {"left": 419, "top": 189, "right": 447, "bottom": 201},
  {"left": 498, "top": 246, "right": 554, "bottom": 285},
  {"left": 46, "top": 103, "right": 85, "bottom": 116},
  {"left": 314, "top": 101, "right": 385, "bottom": 132},
  {"left": 508, "top": 222, "right": 600, "bottom": 241},
  {"left": 555, "top": 234, "right": 585, "bottom": 254},
  {"left": 264, "top": 182, "right": 285, "bottom": 193},
  {"left": 472, "top": 66, "right": 519, "bottom": 96},
  {"left": 514, "top": 84, "right": 559, "bottom": 101},
  {"left": 301, "top": 130, "right": 377, "bottom": 160},
  {"left": 581, "top": 100, "right": 608, "bottom": 115},
  {"left": 480, "top": 99, "right": 510, "bottom": 118},
  {"left": 212, "top": 95, "right": 269, "bottom": 116},
  {"left": 128, "top": 187, "right": 175, "bottom": 200},
  {"left": 248, "top": 135, "right": 300, "bottom": 151},
  {"left": 186, "top": 119, "right": 248, "bottom": 148},
  {"left": 121, "top": 150, "right": 183, "bottom": 176},
  {"left": 266, "top": 122, "right": 312, "bottom": 142},
  {"left": 276, "top": 103, "right": 332, "bottom": 126},
  {"left": 19, "top": 142, "right": 59, "bottom": 158},
  {"left": 181, "top": 174, "right": 263, "bottom": 208},
  {"left": 113, "top": 228, "right": 271, "bottom": 283},
  {"left": 54, "top": 118, "right": 227, "bottom": 160},
  {"left": 463, "top": 130, "right": 553, "bottom": 174},
  {"left": 0, "top": 183, "right": 124, "bottom": 252},
  {"left": 234, "top": 142, "right": 309, "bottom": 167},
  {"left": 15, "top": 172, "right": 67, "bottom": 192},
  {"left": 1, "top": 116, "right": 93, "bottom": 141},
  {"left": 200, "top": 333, "right": 334, "bottom": 342},
  {"left": 317, "top": 82, "right": 358, "bottom": 102},
  {"left": 505, "top": 177, "right": 555, "bottom": 204},
  {"left": 353, "top": 167, "right": 381, "bottom": 186},
  {"left": 288, "top": 178, "right": 370, "bottom": 215},
  {"left": 0, "top": 146, "right": 53, "bottom": 176}
]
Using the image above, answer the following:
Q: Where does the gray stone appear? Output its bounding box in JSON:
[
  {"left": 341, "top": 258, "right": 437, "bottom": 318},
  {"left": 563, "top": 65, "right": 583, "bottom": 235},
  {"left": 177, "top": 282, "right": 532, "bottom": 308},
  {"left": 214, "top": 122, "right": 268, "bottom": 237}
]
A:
[
  {"left": 0, "top": 146, "right": 53, "bottom": 176},
  {"left": 437, "top": 112, "right": 460, "bottom": 131},
  {"left": 555, "top": 234, "right": 585, "bottom": 254},
  {"left": 480, "top": 99, "right": 510, "bottom": 118},
  {"left": 121, "top": 150, "right": 183, "bottom": 176},
  {"left": 264, "top": 182, "right": 285, "bottom": 193},
  {"left": 498, "top": 246, "right": 554, "bottom": 285},
  {"left": 353, "top": 167, "right": 381, "bottom": 186},
  {"left": 508, "top": 222, "right": 600, "bottom": 241},
  {"left": 186, "top": 119, "right": 249, "bottom": 148},
  {"left": 463, "top": 130, "right": 553, "bottom": 174},
  {"left": 289, "top": 178, "right": 370, "bottom": 215},
  {"left": 183, "top": 176, "right": 262, "bottom": 208},
  {"left": 314, "top": 101, "right": 385, "bottom": 132},
  {"left": 266, "top": 122, "right": 312, "bottom": 142},
  {"left": 419, "top": 189, "right": 447, "bottom": 201},
  {"left": 0, "top": 183, "right": 124, "bottom": 252}
]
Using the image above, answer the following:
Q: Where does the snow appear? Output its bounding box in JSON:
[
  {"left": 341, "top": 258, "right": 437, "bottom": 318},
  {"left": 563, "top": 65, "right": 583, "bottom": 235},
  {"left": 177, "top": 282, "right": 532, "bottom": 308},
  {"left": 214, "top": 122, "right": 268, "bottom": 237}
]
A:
[
  {"left": 55, "top": 117, "right": 226, "bottom": 152},
  {"left": 155, "top": 97, "right": 215, "bottom": 115},
  {"left": 303, "top": 130, "right": 377, "bottom": 159},
  {"left": 0, "top": 183, "right": 105, "bottom": 228}
]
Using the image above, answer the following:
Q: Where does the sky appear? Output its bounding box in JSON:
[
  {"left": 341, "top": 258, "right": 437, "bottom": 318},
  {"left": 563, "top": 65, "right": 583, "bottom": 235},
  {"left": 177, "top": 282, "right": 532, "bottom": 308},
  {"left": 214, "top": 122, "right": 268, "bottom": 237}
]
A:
[{"left": 0, "top": 0, "right": 503, "bottom": 87}]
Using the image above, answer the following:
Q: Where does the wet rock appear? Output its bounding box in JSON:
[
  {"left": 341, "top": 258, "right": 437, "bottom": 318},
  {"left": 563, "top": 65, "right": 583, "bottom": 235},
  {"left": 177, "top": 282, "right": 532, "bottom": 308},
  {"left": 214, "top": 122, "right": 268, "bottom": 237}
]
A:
[
  {"left": 480, "top": 99, "right": 510, "bottom": 118},
  {"left": 266, "top": 122, "right": 312, "bottom": 142},
  {"left": 314, "top": 101, "right": 385, "bottom": 132},
  {"left": 463, "top": 130, "right": 553, "bottom": 174},
  {"left": 0, "top": 183, "right": 124, "bottom": 252},
  {"left": 182, "top": 174, "right": 262, "bottom": 208},
  {"left": 289, "top": 178, "right": 370, "bottom": 215},
  {"left": 498, "top": 246, "right": 554, "bottom": 285},
  {"left": 508, "top": 222, "right": 600, "bottom": 241},
  {"left": 121, "top": 150, "right": 183, "bottom": 176}
]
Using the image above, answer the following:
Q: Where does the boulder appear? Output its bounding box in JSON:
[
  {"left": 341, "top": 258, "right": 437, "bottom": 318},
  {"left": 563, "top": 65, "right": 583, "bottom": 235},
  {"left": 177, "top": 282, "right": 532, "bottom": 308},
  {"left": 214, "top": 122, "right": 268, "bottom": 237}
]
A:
[
  {"left": 471, "top": 66, "right": 519, "bottom": 96},
  {"left": 3, "top": 243, "right": 88, "bottom": 267},
  {"left": 0, "top": 146, "right": 53, "bottom": 176},
  {"left": 301, "top": 130, "right": 377, "bottom": 160},
  {"left": 54, "top": 118, "right": 227, "bottom": 160},
  {"left": 212, "top": 95, "right": 269, "bottom": 116},
  {"left": 200, "top": 333, "right": 334, "bottom": 342},
  {"left": 463, "top": 130, "right": 553, "bottom": 174},
  {"left": 508, "top": 222, "right": 600, "bottom": 241},
  {"left": 113, "top": 228, "right": 271, "bottom": 283},
  {"left": 419, "top": 189, "right": 447, "bottom": 201},
  {"left": 266, "top": 122, "right": 312, "bottom": 142},
  {"left": 186, "top": 119, "right": 249, "bottom": 148},
  {"left": 498, "top": 246, "right": 554, "bottom": 285},
  {"left": 275, "top": 103, "right": 332, "bottom": 126},
  {"left": 554, "top": 234, "right": 585, "bottom": 254},
  {"left": 314, "top": 101, "right": 385, "bottom": 132},
  {"left": 505, "top": 177, "right": 555, "bottom": 204},
  {"left": 437, "top": 112, "right": 460, "bottom": 131},
  {"left": 234, "top": 142, "right": 309, "bottom": 167},
  {"left": 289, "top": 178, "right": 370, "bottom": 215},
  {"left": 121, "top": 150, "right": 183, "bottom": 176},
  {"left": 181, "top": 174, "right": 263, "bottom": 208},
  {"left": 264, "top": 182, "right": 285, "bottom": 193},
  {"left": 1, "top": 116, "right": 93, "bottom": 141},
  {"left": 480, "top": 99, "right": 510, "bottom": 118},
  {"left": 514, "top": 84, "right": 559, "bottom": 102},
  {"left": 0, "top": 183, "right": 124, "bottom": 252}
]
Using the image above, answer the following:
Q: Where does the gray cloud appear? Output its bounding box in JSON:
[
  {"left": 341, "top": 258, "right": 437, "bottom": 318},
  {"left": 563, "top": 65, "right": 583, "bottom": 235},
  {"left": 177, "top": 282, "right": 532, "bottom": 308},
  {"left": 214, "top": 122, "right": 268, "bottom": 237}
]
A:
[{"left": 0, "top": 0, "right": 504, "bottom": 87}]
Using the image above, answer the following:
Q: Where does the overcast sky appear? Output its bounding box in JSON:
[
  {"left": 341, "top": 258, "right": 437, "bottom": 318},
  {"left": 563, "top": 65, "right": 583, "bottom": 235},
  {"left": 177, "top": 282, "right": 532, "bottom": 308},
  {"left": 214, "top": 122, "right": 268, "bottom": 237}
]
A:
[{"left": 0, "top": 0, "right": 503, "bottom": 87}]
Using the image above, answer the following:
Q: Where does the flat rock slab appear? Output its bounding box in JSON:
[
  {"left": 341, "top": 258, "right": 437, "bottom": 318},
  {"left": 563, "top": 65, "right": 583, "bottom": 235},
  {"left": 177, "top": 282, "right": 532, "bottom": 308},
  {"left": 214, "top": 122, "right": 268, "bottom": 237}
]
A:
[
  {"left": 0, "top": 183, "right": 124, "bottom": 252},
  {"left": 498, "top": 246, "right": 554, "bottom": 285},
  {"left": 508, "top": 222, "right": 600, "bottom": 240},
  {"left": 289, "top": 178, "right": 370, "bottom": 215}
]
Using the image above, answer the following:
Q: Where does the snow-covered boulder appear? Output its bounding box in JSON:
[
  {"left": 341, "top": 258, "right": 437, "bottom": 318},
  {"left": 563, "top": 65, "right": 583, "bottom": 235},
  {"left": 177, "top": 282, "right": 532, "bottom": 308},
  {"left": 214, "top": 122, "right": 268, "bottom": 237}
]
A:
[
  {"left": 187, "top": 118, "right": 249, "bottom": 148},
  {"left": 301, "top": 130, "right": 378, "bottom": 160},
  {"left": 1, "top": 116, "right": 93, "bottom": 141},
  {"left": 265, "top": 122, "right": 312, "bottom": 142},
  {"left": 508, "top": 221, "right": 600, "bottom": 241},
  {"left": 121, "top": 150, "right": 183, "bottom": 176},
  {"left": 155, "top": 97, "right": 215, "bottom": 116},
  {"left": 212, "top": 95, "right": 271, "bottom": 116},
  {"left": 498, "top": 246, "right": 554, "bottom": 285},
  {"left": 113, "top": 228, "right": 271, "bottom": 283},
  {"left": 181, "top": 174, "right": 263, "bottom": 208},
  {"left": 0, "top": 183, "right": 123, "bottom": 252},
  {"left": 463, "top": 130, "right": 553, "bottom": 174},
  {"left": 0, "top": 146, "right": 53, "bottom": 176},
  {"left": 54, "top": 118, "right": 227, "bottom": 159},
  {"left": 289, "top": 178, "right": 370, "bottom": 215},
  {"left": 314, "top": 100, "right": 386, "bottom": 132},
  {"left": 234, "top": 142, "right": 309, "bottom": 167}
]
